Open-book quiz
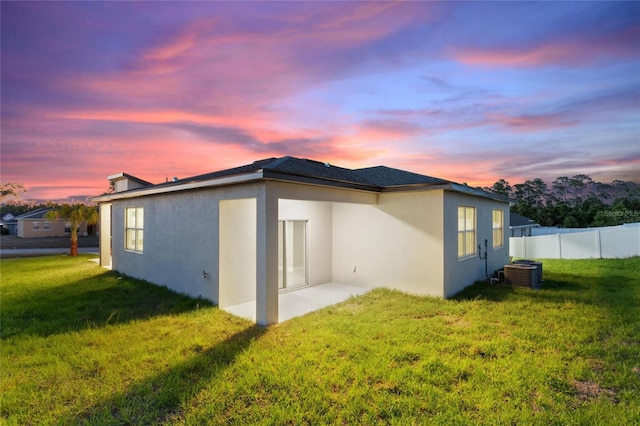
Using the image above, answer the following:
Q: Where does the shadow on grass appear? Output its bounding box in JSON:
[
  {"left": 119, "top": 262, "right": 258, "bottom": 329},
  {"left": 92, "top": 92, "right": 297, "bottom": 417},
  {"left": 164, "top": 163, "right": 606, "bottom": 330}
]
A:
[
  {"left": 452, "top": 274, "right": 603, "bottom": 304},
  {"left": 1, "top": 271, "right": 212, "bottom": 339},
  {"left": 453, "top": 260, "right": 639, "bottom": 311},
  {"left": 71, "top": 324, "right": 266, "bottom": 424}
]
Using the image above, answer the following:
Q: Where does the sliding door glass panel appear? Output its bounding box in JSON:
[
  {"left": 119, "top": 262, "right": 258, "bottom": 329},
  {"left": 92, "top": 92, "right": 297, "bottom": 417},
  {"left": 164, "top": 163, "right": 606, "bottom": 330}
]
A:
[
  {"left": 278, "top": 221, "right": 284, "bottom": 289},
  {"left": 286, "top": 221, "right": 307, "bottom": 287},
  {"left": 278, "top": 220, "right": 307, "bottom": 289}
]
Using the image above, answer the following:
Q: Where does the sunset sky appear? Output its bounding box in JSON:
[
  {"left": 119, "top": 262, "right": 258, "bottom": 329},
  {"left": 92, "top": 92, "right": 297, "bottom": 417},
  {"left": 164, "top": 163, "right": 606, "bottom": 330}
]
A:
[{"left": 2, "top": 1, "right": 639, "bottom": 201}]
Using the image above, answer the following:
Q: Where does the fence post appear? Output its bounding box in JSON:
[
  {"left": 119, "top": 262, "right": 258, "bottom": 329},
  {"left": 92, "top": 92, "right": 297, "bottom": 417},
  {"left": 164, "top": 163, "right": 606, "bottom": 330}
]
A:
[
  {"left": 557, "top": 233, "right": 562, "bottom": 259},
  {"left": 596, "top": 230, "right": 602, "bottom": 259}
]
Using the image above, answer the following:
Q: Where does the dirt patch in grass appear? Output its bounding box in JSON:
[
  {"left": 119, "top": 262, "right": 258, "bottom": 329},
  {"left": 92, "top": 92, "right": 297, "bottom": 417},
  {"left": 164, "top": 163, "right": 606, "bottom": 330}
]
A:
[{"left": 572, "top": 380, "right": 618, "bottom": 403}]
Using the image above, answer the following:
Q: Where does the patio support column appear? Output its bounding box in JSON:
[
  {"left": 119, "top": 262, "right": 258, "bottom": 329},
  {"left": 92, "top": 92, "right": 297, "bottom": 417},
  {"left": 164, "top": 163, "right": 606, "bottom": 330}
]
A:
[
  {"left": 256, "top": 185, "right": 279, "bottom": 325},
  {"left": 98, "top": 203, "right": 112, "bottom": 267}
]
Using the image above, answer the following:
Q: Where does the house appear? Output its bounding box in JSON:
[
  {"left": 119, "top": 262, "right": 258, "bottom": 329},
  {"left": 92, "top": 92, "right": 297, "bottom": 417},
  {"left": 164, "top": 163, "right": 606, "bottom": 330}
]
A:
[
  {"left": 93, "top": 156, "right": 510, "bottom": 325},
  {"left": 14, "top": 208, "right": 95, "bottom": 238},
  {"left": 1, "top": 213, "right": 17, "bottom": 235},
  {"left": 509, "top": 212, "right": 540, "bottom": 237}
]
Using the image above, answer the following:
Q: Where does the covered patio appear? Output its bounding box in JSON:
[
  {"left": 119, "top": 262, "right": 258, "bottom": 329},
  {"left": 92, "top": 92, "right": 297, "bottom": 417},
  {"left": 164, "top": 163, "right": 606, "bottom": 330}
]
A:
[{"left": 223, "top": 282, "right": 371, "bottom": 323}]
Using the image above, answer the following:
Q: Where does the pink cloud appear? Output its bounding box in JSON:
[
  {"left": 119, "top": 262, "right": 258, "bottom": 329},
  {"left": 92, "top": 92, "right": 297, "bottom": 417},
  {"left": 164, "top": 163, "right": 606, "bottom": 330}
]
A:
[
  {"left": 453, "top": 25, "right": 640, "bottom": 68},
  {"left": 486, "top": 112, "right": 579, "bottom": 132}
]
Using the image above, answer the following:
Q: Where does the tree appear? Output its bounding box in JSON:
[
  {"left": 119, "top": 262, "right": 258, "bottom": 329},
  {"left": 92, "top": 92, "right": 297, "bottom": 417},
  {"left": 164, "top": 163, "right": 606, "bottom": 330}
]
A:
[
  {"left": 0, "top": 182, "right": 26, "bottom": 201},
  {"left": 563, "top": 215, "right": 579, "bottom": 228},
  {"left": 489, "top": 179, "right": 512, "bottom": 197},
  {"left": 552, "top": 176, "right": 570, "bottom": 203},
  {"left": 45, "top": 203, "right": 99, "bottom": 256},
  {"left": 569, "top": 174, "right": 593, "bottom": 203}
]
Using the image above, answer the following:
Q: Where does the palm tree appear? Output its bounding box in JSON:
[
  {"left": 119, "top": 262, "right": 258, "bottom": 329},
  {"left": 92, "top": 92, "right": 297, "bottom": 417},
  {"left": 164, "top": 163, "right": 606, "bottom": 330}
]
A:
[{"left": 45, "top": 203, "right": 99, "bottom": 256}]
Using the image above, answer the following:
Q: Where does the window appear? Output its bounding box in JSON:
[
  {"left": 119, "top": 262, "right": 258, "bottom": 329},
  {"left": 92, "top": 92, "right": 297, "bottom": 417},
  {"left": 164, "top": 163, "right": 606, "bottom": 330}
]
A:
[
  {"left": 492, "top": 210, "right": 504, "bottom": 248},
  {"left": 458, "top": 206, "right": 476, "bottom": 258},
  {"left": 125, "top": 207, "right": 144, "bottom": 253},
  {"left": 43, "top": 222, "right": 51, "bottom": 230},
  {"left": 33, "top": 221, "right": 40, "bottom": 231}
]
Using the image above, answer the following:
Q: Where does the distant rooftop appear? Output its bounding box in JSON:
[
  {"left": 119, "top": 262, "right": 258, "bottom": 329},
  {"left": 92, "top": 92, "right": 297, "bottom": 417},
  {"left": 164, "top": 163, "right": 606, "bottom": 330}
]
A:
[{"left": 510, "top": 212, "right": 540, "bottom": 227}]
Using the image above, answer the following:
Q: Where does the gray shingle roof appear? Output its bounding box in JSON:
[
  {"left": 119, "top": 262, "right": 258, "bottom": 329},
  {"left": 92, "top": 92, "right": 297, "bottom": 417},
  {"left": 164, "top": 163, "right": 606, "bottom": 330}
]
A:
[
  {"left": 167, "top": 157, "right": 445, "bottom": 189},
  {"left": 510, "top": 212, "right": 539, "bottom": 227},
  {"left": 265, "top": 157, "right": 377, "bottom": 186},
  {"left": 353, "top": 166, "right": 448, "bottom": 187},
  {"left": 97, "top": 156, "right": 509, "bottom": 204},
  {"left": 15, "top": 208, "right": 51, "bottom": 220}
]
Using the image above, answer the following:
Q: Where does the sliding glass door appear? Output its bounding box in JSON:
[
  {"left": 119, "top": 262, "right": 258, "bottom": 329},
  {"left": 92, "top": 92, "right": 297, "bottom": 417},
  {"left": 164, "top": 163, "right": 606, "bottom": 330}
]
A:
[{"left": 278, "top": 220, "right": 307, "bottom": 290}]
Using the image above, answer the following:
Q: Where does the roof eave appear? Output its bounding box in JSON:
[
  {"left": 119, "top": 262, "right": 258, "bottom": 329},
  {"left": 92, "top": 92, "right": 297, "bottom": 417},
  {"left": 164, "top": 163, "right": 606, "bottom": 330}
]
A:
[
  {"left": 93, "top": 171, "right": 265, "bottom": 202},
  {"left": 446, "top": 183, "right": 513, "bottom": 203},
  {"left": 379, "top": 182, "right": 450, "bottom": 193}
]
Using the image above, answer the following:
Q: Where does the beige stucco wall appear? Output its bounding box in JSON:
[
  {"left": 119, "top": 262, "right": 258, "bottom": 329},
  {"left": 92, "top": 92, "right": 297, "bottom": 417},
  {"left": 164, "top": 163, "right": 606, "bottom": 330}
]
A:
[
  {"left": 443, "top": 191, "right": 510, "bottom": 297},
  {"left": 18, "top": 219, "right": 88, "bottom": 238},
  {"left": 219, "top": 198, "right": 257, "bottom": 308},
  {"left": 332, "top": 190, "right": 445, "bottom": 296},
  {"left": 99, "top": 203, "right": 112, "bottom": 267}
]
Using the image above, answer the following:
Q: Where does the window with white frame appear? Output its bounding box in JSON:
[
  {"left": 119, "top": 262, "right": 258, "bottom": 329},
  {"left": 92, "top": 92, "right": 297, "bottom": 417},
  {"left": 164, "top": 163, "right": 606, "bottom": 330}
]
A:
[
  {"left": 43, "top": 222, "right": 51, "bottom": 230},
  {"left": 458, "top": 206, "right": 476, "bottom": 258},
  {"left": 492, "top": 210, "right": 504, "bottom": 248},
  {"left": 125, "top": 207, "right": 144, "bottom": 253},
  {"left": 33, "top": 221, "right": 40, "bottom": 231}
]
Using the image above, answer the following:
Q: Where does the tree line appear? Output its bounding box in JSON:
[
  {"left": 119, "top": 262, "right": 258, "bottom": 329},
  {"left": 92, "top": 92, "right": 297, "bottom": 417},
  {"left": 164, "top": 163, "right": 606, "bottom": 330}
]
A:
[{"left": 484, "top": 175, "right": 640, "bottom": 228}]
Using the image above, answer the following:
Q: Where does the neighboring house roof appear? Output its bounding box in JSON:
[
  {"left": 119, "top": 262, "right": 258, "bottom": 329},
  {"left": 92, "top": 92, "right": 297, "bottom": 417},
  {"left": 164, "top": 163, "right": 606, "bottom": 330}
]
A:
[
  {"left": 94, "top": 156, "right": 510, "bottom": 203},
  {"left": 510, "top": 212, "right": 540, "bottom": 228},
  {"left": 15, "top": 208, "right": 52, "bottom": 220}
]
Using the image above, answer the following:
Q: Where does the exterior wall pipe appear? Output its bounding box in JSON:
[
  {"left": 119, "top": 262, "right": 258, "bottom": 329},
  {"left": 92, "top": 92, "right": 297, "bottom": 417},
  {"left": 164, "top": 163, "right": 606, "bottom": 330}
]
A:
[{"left": 478, "top": 238, "right": 488, "bottom": 278}]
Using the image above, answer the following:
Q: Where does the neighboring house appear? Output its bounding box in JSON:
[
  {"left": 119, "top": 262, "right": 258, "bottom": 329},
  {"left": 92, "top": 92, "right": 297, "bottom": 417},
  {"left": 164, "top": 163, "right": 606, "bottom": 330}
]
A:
[
  {"left": 509, "top": 212, "right": 540, "bottom": 237},
  {"left": 1, "top": 213, "right": 17, "bottom": 235},
  {"left": 15, "top": 208, "right": 93, "bottom": 238},
  {"left": 94, "top": 156, "right": 511, "bottom": 325}
]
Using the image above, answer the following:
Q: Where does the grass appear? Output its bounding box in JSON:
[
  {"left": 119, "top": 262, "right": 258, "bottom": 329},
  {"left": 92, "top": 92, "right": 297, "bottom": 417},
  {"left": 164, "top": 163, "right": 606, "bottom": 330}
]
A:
[{"left": 1, "top": 255, "right": 639, "bottom": 425}]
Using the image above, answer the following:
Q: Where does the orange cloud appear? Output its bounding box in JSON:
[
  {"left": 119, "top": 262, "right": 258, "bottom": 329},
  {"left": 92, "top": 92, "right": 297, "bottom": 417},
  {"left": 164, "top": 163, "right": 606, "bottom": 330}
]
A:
[
  {"left": 487, "top": 112, "right": 578, "bottom": 132},
  {"left": 57, "top": 109, "right": 271, "bottom": 130}
]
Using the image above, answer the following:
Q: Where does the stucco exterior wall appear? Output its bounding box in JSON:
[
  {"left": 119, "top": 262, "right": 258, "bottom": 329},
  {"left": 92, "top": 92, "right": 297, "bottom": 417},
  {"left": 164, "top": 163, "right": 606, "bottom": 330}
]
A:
[
  {"left": 332, "top": 190, "right": 445, "bottom": 296},
  {"left": 443, "top": 192, "right": 510, "bottom": 297},
  {"left": 219, "top": 198, "right": 257, "bottom": 307},
  {"left": 111, "top": 182, "right": 265, "bottom": 304},
  {"left": 267, "top": 181, "right": 378, "bottom": 205},
  {"left": 18, "top": 219, "right": 87, "bottom": 238},
  {"left": 99, "top": 203, "right": 111, "bottom": 267}
]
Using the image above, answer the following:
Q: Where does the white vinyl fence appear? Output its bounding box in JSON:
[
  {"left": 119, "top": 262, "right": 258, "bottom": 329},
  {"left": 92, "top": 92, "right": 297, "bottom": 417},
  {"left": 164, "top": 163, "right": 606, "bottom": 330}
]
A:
[
  {"left": 509, "top": 225, "right": 640, "bottom": 259},
  {"left": 531, "top": 222, "right": 640, "bottom": 236}
]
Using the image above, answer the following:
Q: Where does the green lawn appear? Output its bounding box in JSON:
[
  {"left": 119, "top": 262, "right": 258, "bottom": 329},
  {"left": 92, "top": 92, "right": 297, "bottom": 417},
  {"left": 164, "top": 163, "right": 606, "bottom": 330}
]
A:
[{"left": 1, "top": 255, "right": 639, "bottom": 425}]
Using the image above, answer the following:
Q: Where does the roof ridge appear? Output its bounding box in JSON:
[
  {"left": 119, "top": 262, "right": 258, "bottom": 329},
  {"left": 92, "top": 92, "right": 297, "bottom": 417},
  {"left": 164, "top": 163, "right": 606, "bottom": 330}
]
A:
[{"left": 261, "top": 156, "right": 292, "bottom": 169}]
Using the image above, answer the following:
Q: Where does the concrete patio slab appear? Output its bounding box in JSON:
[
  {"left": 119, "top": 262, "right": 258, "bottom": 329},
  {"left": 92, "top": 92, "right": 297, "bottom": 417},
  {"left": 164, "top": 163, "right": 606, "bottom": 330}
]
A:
[{"left": 223, "top": 282, "right": 371, "bottom": 323}]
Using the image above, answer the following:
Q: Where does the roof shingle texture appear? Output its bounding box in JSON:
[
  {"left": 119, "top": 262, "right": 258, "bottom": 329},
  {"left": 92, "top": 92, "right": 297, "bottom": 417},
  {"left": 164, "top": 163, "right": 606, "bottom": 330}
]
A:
[{"left": 172, "top": 156, "right": 446, "bottom": 189}]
